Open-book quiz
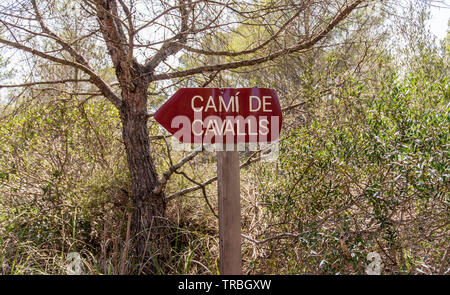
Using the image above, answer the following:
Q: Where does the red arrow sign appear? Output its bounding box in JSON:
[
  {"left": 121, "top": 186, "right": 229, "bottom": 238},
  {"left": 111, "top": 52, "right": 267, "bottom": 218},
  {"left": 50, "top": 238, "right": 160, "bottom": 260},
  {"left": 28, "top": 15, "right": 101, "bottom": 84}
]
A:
[{"left": 154, "top": 88, "right": 282, "bottom": 144}]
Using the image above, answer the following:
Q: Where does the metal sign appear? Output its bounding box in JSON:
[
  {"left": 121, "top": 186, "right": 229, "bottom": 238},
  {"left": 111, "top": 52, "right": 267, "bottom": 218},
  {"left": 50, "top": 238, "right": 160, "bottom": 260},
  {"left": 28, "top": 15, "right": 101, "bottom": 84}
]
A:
[{"left": 154, "top": 88, "right": 282, "bottom": 144}]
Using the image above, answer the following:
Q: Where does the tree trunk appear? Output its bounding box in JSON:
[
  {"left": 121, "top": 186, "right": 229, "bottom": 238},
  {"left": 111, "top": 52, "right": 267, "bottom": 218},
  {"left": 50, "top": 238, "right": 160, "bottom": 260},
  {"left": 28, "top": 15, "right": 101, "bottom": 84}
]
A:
[{"left": 119, "top": 90, "right": 169, "bottom": 274}]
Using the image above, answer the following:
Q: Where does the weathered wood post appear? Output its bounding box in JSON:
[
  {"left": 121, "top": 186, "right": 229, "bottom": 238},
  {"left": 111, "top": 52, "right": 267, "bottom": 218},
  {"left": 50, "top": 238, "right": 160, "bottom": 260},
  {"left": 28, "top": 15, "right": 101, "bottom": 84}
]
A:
[{"left": 217, "top": 149, "right": 241, "bottom": 274}]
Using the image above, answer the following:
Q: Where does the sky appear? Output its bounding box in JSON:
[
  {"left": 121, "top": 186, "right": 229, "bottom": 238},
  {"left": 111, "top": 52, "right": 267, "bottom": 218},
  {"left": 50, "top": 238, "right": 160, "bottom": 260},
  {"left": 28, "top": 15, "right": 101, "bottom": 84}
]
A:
[{"left": 429, "top": 1, "right": 450, "bottom": 41}]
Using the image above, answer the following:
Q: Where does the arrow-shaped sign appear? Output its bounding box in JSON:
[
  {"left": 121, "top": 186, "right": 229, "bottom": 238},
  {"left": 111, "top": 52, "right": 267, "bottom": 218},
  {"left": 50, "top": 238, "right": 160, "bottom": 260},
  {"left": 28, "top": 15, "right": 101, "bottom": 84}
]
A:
[{"left": 154, "top": 88, "right": 282, "bottom": 144}]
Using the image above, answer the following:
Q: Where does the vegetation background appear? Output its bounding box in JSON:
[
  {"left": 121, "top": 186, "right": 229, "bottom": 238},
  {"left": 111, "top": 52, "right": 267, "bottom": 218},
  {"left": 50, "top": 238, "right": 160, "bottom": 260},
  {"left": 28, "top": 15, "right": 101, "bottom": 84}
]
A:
[{"left": 0, "top": 0, "right": 448, "bottom": 274}]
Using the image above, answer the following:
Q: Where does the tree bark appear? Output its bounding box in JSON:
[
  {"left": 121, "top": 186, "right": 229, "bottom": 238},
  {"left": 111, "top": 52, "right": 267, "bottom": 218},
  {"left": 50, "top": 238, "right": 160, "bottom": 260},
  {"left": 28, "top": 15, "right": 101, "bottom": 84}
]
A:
[{"left": 119, "top": 88, "right": 169, "bottom": 274}]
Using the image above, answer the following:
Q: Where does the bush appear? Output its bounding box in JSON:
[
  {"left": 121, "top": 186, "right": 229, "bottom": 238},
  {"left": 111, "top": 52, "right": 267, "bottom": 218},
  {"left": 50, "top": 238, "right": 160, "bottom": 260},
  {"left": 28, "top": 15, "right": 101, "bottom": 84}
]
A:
[
  {"left": 258, "top": 73, "right": 449, "bottom": 274},
  {"left": 0, "top": 98, "right": 131, "bottom": 274}
]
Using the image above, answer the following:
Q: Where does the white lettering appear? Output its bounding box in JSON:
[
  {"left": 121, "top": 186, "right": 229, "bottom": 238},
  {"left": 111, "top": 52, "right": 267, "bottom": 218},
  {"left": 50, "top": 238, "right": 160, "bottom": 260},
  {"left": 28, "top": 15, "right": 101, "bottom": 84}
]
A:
[
  {"left": 191, "top": 95, "right": 204, "bottom": 112},
  {"left": 204, "top": 96, "right": 217, "bottom": 112},
  {"left": 262, "top": 96, "right": 272, "bottom": 112},
  {"left": 219, "top": 95, "right": 235, "bottom": 112},
  {"left": 259, "top": 118, "right": 269, "bottom": 135},
  {"left": 249, "top": 96, "right": 261, "bottom": 112}
]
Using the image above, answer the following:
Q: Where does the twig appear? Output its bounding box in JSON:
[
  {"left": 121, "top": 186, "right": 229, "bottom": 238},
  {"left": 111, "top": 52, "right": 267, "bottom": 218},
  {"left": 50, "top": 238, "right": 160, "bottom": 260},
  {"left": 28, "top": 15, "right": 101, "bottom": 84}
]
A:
[
  {"left": 153, "top": 147, "right": 203, "bottom": 195},
  {"left": 166, "top": 150, "right": 261, "bottom": 201}
]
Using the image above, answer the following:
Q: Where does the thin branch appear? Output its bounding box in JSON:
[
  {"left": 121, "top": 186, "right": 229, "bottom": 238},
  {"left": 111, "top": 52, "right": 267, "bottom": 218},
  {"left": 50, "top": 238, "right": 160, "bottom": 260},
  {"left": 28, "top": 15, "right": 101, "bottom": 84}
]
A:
[
  {"left": 0, "top": 37, "right": 122, "bottom": 108},
  {"left": 0, "top": 79, "right": 91, "bottom": 89},
  {"left": 117, "top": 0, "right": 135, "bottom": 74},
  {"left": 153, "top": 147, "right": 203, "bottom": 195},
  {"left": 201, "top": 70, "right": 221, "bottom": 87},
  {"left": 175, "top": 6, "right": 303, "bottom": 57},
  {"left": 176, "top": 170, "right": 219, "bottom": 218},
  {"left": 143, "top": 0, "right": 191, "bottom": 74},
  {"left": 149, "top": 0, "right": 365, "bottom": 82},
  {"left": 166, "top": 150, "right": 261, "bottom": 201}
]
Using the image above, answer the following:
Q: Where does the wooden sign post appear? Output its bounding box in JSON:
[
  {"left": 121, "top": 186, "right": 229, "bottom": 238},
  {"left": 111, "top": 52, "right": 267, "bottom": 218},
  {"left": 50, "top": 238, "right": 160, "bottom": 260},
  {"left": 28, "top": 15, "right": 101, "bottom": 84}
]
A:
[
  {"left": 154, "top": 88, "right": 282, "bottom": 275},
  {"left": 217, "top": 150, "right": 241, "bottom": 274}
]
